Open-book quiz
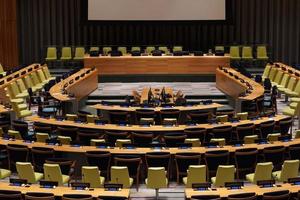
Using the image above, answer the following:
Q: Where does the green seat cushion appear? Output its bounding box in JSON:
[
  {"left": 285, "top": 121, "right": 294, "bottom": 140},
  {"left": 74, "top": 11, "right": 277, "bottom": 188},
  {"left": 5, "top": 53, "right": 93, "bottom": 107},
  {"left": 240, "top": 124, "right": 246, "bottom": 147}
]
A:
[
  {"left": 62, "top": 175, "right": 70, "bottom": 184},
  {"left": 246, "top": 173, "right": 254, "bottom": 183},
  {"left": 272, "top": 171, "right": 281, "bottom": 181},
  {"left": 19, "top": 110, "right": 33, "bottom": 118},
  {"left": 34, "top": 172, "right": 44, "bottom": 182},
  {"left": 282, "top": 107, "right": 296, "bottom": 116}
]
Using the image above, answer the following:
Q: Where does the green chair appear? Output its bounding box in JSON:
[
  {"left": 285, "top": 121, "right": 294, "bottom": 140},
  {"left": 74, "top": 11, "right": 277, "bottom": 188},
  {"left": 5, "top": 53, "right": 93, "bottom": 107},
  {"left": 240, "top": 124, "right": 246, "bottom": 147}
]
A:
[
  {"left": 268, "top": 67, "right": 278, "bottom": 82},
  {"left": 16, "top": 162, "right": 43, "bottom": 184},
  {"left": 73, "top": 47, "right": 85, "bottom": 60},
  {"left": 271, "top": 71, "right": 284, "bottom": 86},
  {"left": 110, "top": 166, "right": 133, "bottom": 188},
  {"left": 23, "top": 76, "right": 39, "bottom": 93},
  {"left": 210, "top": 138, "right": 226, "bottom": 146},
  {"left": 158, "top": 46, "right": 169, "bottom": 54},
  {"left": 146, "top": 167, "right": 168, "bottom": 199},
  {"left": 90, "top": 139, "right": 105, "bottom": 146},
  {"left": 115, "top": 139, "right": 131, "bottom": 148},
  {"left": 272, "top": 160, "right": 299, "bottom": 182},
  {"left": 43, "top": 163, "right": 70, "bottom": 186},
  {"left": 216, "top": 115, "right": 228, "bottom": 123},
  {"left": 256, "top": 46, "right": 269, "bottom": 60},
  {"left": 0, "top": 63, "right": 6, "bottom": 76},
  {"left": 262, "top": 64, "right": 272, "bottom": 80},
  {"left": 244, "top": 135, "right": 259, "bottom": 144},
  {"left": 8, "top": 130, "right": 23, "bottom": 140},
  {"left": 57, "top": 136, "right": 72, "bottom": 145},
  {"left": 183, "top": 165, "right": 206, "bottom": 187},
  {"left": 278, "top": 77, "right": 296, "bottom": 94},
  {"left": 173, "top": 46, "right": 183, "bottom": 52},
  {"left": 229, "top": 46, "right": 241, "bottom": 60},
  {"left": 117, "top": 47, "right": 127, "bottom": 55},
  {"left": 89, "top": 47, "right": 99, "bottom": 52},
  {"left": 7, "top": 82, "right": 28, "bottom": 99},
  {"left": 42, "top": 66, "right": 56, "bottom": 82},
  {"left": 102, "top": 47, "right": 112, "bottom": 55},
  {"left": 60, "top": 47, "right": 72, "bottom": 61},
  {"left": 66, "top": 114, "right": 77, "bottom": 121},
  {"left": 242, "top": 46, "right": 253, "bottom": 60},
  {"left": 215, "top": 46, "right": 225, "bottom": 52},
  {"left": 16, "top": 79, "right": 28, "bottom": 95},
  {"left": 11, "top": 101, "right": 32, "bottom": 118},
  {"left": 285, "top": 80, "right": 300, "bottom": 98},
  {"left": 211, "top": 165, "right": 235, "bottom": 187},
  {"left": 145, "top": 46, "right": 156, "bottom": 54},
  {"left": 184, "top": 138, "right": 201, "bottom": 147},
  {"left": 236, "top": 112, "right": 248, "bottom": 120},
  {"left": 82, "top": 166, "right": 105, "bottom": 188},
  {"left": 282, "top": 102, "right": 300, "bottom": 125},
  {"left": 30, "top": 72, "right": 44, "bottom": 89},
  {"left": 37, "top": 69, "right": 48, "bottom": 84},
  {"left": 267, "top": 133, "right": 281, "bottom": 142},
  {"left": 0, "top": 168, "right": 11, "bottom": 179},
  {"left": 45, "top": 47, "right": 57, "bottom": 61},
  {"left": 277, "top": 73, "right": 290, "bottom": 89},
  {"left": 246, "top": 162, "right": 273, "bottom": 184},
  {"left": 131, "top": 47, "right": 141, "bottom": 52},
  {"left": 36, "top": 133, "right": 50, "bottom": 143},
  {"left": 86, "top": 115, "right": 99, "bottom": 123}
]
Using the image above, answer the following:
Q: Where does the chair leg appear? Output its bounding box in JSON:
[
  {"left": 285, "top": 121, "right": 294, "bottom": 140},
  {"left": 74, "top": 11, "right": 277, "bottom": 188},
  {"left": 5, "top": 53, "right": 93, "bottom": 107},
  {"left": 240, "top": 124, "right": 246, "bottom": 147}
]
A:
[{"left": 155, "top": 188, "right": 159, "bottom": 200}]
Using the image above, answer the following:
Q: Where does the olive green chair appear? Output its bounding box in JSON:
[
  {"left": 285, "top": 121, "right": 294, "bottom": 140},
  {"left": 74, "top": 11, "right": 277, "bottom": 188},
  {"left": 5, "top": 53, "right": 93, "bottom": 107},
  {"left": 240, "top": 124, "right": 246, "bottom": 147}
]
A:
[
  {"left": 276, "top": 73, "right": 290, "bottom": 89},
  {"left": 262, "top": 64, "right": 272, "bottom": 80},
  {"left": 16, "top": 79, "right": 29, "bottom": 95},
  {"left": 7, "top": 82, "right": 28, "bottom": 99},
  {"left": 60, "top": 47, "right": 72, "bottom": 61},
  {"left": 73, "top": 47, "right": 85, "bottom": 60},
  {"left": 236, "top": 112, "right": 248, "bottom": 120},
  {"left": 117, "top": 47, "right": 127, "bottom": 55},
  {"left": 210, "top": 138, "right": 226, "bottom": 146},
  {"left": 184, "top": 138, "right": 201, "bottom": 147},
  {"left": 271, "top": 71, "right": 284, "bottom": 87},
  {"left": 272, "top": 160, "right": 299, "bottom": 182},
  {"left": 0, "top": 63, "right": 6, "bottom": 76},
  {"left": 285, "top": 80, "right": 300, "bottom": 98},
  {"left": 90, "top": 139, "right": 105, "bottom": 146},
  {"left": 16, "top": 162, "right": 43, "bottom": 184},
  {"left": 89, "top": 47, "right": 99, "bottom": 52},
  {"left": 173, "top": 46, "right": 183, "bottom": 52},
  {"left": 242, "top": 46, "right": 253, "bottom": 60},
  {"left": 0, "top": 168, "right": 11, "bottom": 179},
  {"left": 244, "top": 135, "right": 259, "bottom": 144},
  {"left": 229, "top": 46, "right": 241, "bottom": 60},
  {"left": 216, "top": 115, "right": 228, "bottom": 123},
  {"left": 102, "top": 47, "right": 112, "bottom": 55},
  {"left": 42, "top": 66, "right": 56, "bottom": 82},
  {"left": 86, "top": 115, "right": 99, "bottom": 123},
  {"left": 11, "top": 101, "right": 32, "bottom": 118},
  {"left": 215, "top": 46, "right": 225, "bottom": 52},
  {"left": 8, "top": 130, "right": 23, "bottom": 140},
  {"left": 158, "top": 46, "right": 169, "bottom": 54},
  {"left": 278, "top": 77, "right": 296, "bottom": 93},
  {"left": 37, "top": 69, "right": 48, "bottom": 84},
  {"left": 267, "top": 133, "right": 281, "bottom": 142},
  {"left": 30, "top": 72, "right": 44, "bottom": 89},
  {"left": 211, "top": 165, "right": 235, "bottom": 187},
  {"left": 131, "top": 46, "right": 141, "bottom": 52},
  {"left": 82, "top": 166, "right": 105, "bottom": 188},
  {"left": 246, "top": 162, "right": 273, "bottom": 184},
  {"left": 146, "top": 167, "right": 168, "bottom": 199},
  {"left": 115, "top": 139, "right": 131, "bottom": 148},
  {"left": 45, "top": 47, "right": 57, "bottom": 61},
  {"left": 23, "top": 76, "right": 39, "bottom": 93},
  {"left": 57, "top": 136, "right": 72, "bottom": 145},
  {"left": 268, "top": 67, "right": 278, "bottom": 82},
  {"left": 66, "top": 114, "right": 77, "bottom": 121},
  {"left": 36, "top": 133, "right": 50, "bottom": 143},
  {"left": 183, "top": 165, "right": 206, "bottom": 187},
  {"left": 145, "top": 46, "right": 156, "bottom": 54},
  {"left": 110, "top": 166, "right": 133, "bottom": 188},
  {"left": 256, "top": 46, "right": 269, "bottom": 60},
  {"left": 43, "top": 163, "right": 70, "bottom": 186}
]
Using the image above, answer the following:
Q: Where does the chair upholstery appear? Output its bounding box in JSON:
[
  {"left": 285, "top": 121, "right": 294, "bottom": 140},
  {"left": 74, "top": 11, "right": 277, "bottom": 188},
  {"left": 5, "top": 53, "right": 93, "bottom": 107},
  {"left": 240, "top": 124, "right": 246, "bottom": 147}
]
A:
[
  {"left": 73, "top": 47, "right": 85, "bottom": 60},
  {"left": 0, "top": 190, "right": 22, "bottom": 200},
  {"left": 257, "top": 46, "right": 269, "bottom": 60},
  {"left": 234, "top": 148, "right": 258, "bottom": 179},
  {"left": 183, "top": 165, "right": 206, "bottom": 187},
  {"left": 110, "top": 166, "right": 133, "bottom": 188},
  {"left": 16, "top": 162, "right": 43, "bottom": 183},
  {"left": 230, "top": 46, "right": 240, "bottom": 60},
  {"left": 175, "top": 153, "right": 201, "bottom": 183},
  {"left": 60, "top": 47, "right": 72, "bottom": 60},
  {"left": 246, "top": 162, "right": 273, "bottom": 183},
  {"left": 43, "top": 163, "right": 70, "bottom": 186},
  {"left": 25, "top": 192, "right": 55, "bottom": 200},
  {"left": 86, "top": 151, "right": 111, "bottom": 179},
  {"left": 46, "top": 47, "right": 57, "bottom": 61},
  {"left": 242, "top": 46, "right": 253, "bottom": 60},
  {"left": 272, "top": 160, "right": 299, "bottom": 182},
  {"left": 211, "top": 165, "right": 235, "bottom": 187},
  {"left": 82, "top": 166, "right": 105, "bottom": 188}
]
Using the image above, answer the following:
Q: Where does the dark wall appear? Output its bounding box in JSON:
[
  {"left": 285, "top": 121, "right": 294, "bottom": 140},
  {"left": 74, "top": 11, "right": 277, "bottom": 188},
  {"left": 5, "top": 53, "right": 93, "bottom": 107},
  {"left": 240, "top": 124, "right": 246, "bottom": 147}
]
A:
[{"left": 18, "top": 0, "right": 300, "bottom": 65}]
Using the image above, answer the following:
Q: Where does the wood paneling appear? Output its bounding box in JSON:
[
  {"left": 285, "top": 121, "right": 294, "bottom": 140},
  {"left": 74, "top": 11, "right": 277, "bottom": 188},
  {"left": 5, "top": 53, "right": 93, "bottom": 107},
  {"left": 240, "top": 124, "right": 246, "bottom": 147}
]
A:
[{"left": 0, "top": 0, "right": 19, "bottom": 69}]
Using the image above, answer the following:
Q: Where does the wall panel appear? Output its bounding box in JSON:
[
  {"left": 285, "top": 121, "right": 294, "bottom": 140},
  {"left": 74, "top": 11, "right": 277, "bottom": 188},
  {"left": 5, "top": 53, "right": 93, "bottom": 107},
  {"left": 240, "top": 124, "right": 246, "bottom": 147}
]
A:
[{"left": 17, "top": 0, "right": 300, "bottom": 65}]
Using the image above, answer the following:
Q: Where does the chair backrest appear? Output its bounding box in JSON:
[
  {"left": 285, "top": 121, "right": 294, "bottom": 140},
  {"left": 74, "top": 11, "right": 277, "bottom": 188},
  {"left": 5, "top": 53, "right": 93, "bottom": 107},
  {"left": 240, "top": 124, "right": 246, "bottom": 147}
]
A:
[
  {"left": 263, "top": 146, "right": 285, "bottom": 169},
  {"left": 262, "top": 64, "right": 272, "bottom": 79},
  {"left": 82, "top": 166, "right": 102, "bottom": 188},
  {"left": 188, "top": 111, "right": 211, "bottom": 124},
  {"left": 42, "top": 66, "right": 52, "bottom": 79},
  {"left": 7, "top": 144, "right": 29, "bottom": 170},
  {"left": 186, "top": 165, "right": 206, "bottom": 187},
  {"left": 236, "top": 123, "right": 255, "bottom": 140},
  {"left": 37, "top": 69, "right": 47, "bottom": 83},
  {"left": 45, "top": 158, "right": 75, "bottom": 176},
  {"left": 268, "top": 67, "right": 278, "bottom": 81},
  {"left": 211, "top": 125, "right": 233, "bottom": 143},
  {"left": 110, "top": 166, "right": 131, "bottom": 188},
  {"left": 230, "top": 46, "right": 240, "bottom": 58},
  {"left": 204, "top": 150, "right": 229, "bottom": 176},
  {"left": 279, "top": 160, "right": 300, "bottom": 182},
  {"left": 132, "top": 132, "right": 153, "bottom": 146},
  {"left": 61, "top": 47, "right": 72, "bottom": 58},
  {"left": 242, "top": 46, "right": 253, "bottom": 58},
  {"left": 62, "top": 194, "right": 93, "bottom": 200},
  {"left": 228, "top": 193, "right": 257, "bottom": 200},
  {"left": 57, "top": 126, "right": 78, "bottom": 141},
  {"left": 131, "top": 46, "right": 141, "bottom": 52},
  {"left": 214, "top": 165, "right": 235, "bottom": 187},
  {"left": 117, "top": 47, "right": 127, "bottom": 55},
  {"left": 263, "top": 190, "right": 290, "bottom": 200},
  {"left": 74, "top": 47, "right": 85, "bottom": 58},
  {"left": 36, "top": 132, "right": 50, "bottom": 143},
  {"left": 25, "top": 192, "right": 55, "bottom": 200},
  {"left": 23, "top": 76, "right": 34, "bottom": 88},
  {"left": 43, "top": 163, "right": 64, "bottom": 185},
  {"left": 158, "top": 46, "right": 169, "bottom": 53},
  {"left": 184, "top": 128, "right": 206, "bottom": 143},
  {"left": 145, "top": 152, "right": 171, "bottom": 170},
  {"left": 16, "top": 162, "right": 37, "bottom": 183},
  {"left": 16, "top": 79, "right": 27, "bottom": 92},
  {"left": 31, "top": 147, "right": 54, "bottom": 171},
  {"left": 145, "top": 46, "right": 155, "bottom": 54},
  {"left": 257, "top": 46, "right": 267, "bottom": 58},
  {"left": 103, "top": 47, "right": 112, "bottom": 55},
  {"left": 175, "top": 153, "right": 201, "bottom": 175},
  {"left": 46, "top": 47, "right": 57, "bottom": 59},
  {"left": 236, "top": 112, "right": 248, "bottom": 120},
  {"left": 105, "top": 130, "right": 128, "bottom": 146},
  {"left": 289, "top": 144, "right": 300, "bottom": 160},
  {"left": 173, "top": 46, "right": 183, "bottom": 52},
  {"left": 253, "top": 162, "right": 273, "bottom": 183},
  {"left": 286, "top": 77, "right": 297, "bottom": 90},
  {"left": 30, "top": 72, "right": 42, "bottom": 85},
  {"left": 273, "top": 71, "right": 284, "bottom": 85},
  {"left": 234, "top": 148, "right": 258, "bottom": 171},
  {"left": 147, "top": 167, "right": 167, "bottom": 189},
  {"left": 163, "top": 133, "right": 187, "bottom": 147},
  {"left": 85, "top": 151, "right": 111, "bottom": 175},
  {"left": 260, "top": 120, "right": 275, "bottom": 138},
  {"left": 0, "top": 190, "right": 22, "bottom": 200}
]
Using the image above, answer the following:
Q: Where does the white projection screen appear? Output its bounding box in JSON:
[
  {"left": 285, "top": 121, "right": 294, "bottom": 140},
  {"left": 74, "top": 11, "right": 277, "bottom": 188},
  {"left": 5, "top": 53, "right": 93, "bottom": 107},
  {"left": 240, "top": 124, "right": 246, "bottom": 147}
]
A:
[{"left": 88, "top": 0, "right": 226, "bottom": 21}]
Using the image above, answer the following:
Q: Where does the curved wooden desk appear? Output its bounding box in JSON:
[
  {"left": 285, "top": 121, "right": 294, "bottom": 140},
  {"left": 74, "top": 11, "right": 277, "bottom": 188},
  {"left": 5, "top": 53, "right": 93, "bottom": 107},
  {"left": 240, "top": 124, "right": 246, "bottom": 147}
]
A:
[
  {"left": 1, "top": 136, "right": 299, "bottom": 154},
  {"left": 185, "top": 183, "right": 300, "bottom": 198},
  {"left": 216, "top": 67, "right": 265, "bottom": 112},
  {"left": 0, "top": 182, "right": 129, "bottom": 198},
  {"left": 84, "top": 54, "right": 230, "bottom": 75},
  {"left": 0, "top": 105, "right": 10, "bottom": 114},
  {"left": 26, "top": 115, "right": 288, "bottom": 133},
  {"left": 91, "top": 103, "right": 223, "bottom": 112},
  {"left": 0, "top": 63, "right": 43, "bottom": 103},
  {"left": 49, "top": 68, "right": 98, "bottom": 113}
]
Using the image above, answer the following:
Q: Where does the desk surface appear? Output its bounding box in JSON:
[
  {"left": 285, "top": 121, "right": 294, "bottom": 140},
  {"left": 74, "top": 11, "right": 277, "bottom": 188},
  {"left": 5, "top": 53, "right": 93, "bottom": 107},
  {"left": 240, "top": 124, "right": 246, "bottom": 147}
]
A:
[
  {"left": 49, "top": 68, "right": 98, "bottom": 102},
  {"left": 185, "top": 183, "right": 300, "bottom": 198},
  {"left": 0, "top": 182, "right": 129, "bottom": 198},
  {"left": 84, "top": 55, "right": 230, "bottom": 75},
  {"left": 216, "top": 67, "right": 265, "bottom": 101},
  {"left": 0, "top": 105, "right": 10, "bottom": 113},
  {"left": 26, "top": 115, "right": 288, "bottom": 133}
]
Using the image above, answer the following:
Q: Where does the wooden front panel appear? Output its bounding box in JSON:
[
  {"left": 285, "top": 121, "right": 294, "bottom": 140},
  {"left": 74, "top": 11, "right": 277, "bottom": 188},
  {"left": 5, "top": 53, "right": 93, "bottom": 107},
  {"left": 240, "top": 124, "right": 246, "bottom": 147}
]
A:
[
  {"left": 84, "top": 55, "right": 230, "bottom": 75},
  {"left": 0, "top": 0, "right": 19, "bottom": 68}
]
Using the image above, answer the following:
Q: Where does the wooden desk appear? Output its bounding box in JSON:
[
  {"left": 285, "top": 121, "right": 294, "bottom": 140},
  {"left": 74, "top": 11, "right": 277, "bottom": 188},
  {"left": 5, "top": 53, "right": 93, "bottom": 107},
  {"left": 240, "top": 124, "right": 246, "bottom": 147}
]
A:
[
  {"left": 216, "top": 67, "right": 265, "bottom": 112},
  {"left": 0, "top": 182, "right": 129, "bottom": 198},
  {"left": 49, "top": 68, "right": 98, "bottom": 113},
  {"left": 84, "top": 55, "right": 230, "bottom": 75},
  {"left": 185, "top": 183, "right": 300, "bottom": 198},
  {"left": 0, "top": 105, "right": 10, "bottom": 114},
  {"left": 26, "top": 115, "right": 288, "bottom": 133},
  {"left": 0, "top": 63, "right": 43, "bottom": 103},
  {"left": 1, "top": 136, "right": 299, "bottom": 154},
  {"left": 91, "top": 103, "right": 223, "bottom": 112}
]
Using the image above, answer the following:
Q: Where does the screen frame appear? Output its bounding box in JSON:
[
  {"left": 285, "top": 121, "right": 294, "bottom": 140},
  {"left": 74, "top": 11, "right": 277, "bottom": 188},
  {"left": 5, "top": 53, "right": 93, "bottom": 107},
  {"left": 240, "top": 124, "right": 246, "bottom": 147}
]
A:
[{"left": 82, "top": 0, "right": 232, "bottom": 24}]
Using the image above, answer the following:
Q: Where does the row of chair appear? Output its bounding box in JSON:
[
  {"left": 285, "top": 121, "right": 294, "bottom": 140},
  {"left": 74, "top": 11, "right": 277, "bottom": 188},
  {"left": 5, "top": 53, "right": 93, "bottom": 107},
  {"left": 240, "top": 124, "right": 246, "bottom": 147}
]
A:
[{"left": 228, "top": 45, "right": 269, "bottom": 61}]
